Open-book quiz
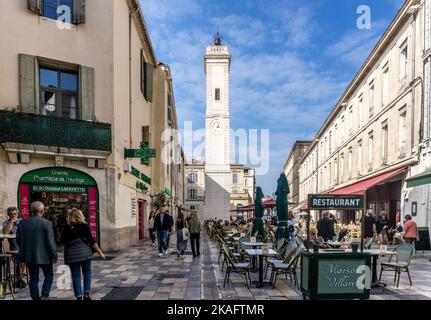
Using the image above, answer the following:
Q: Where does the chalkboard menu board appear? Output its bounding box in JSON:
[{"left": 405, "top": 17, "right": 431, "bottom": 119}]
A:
[{"left": 416, "top": 227, "right": 430, "bottom": 251}]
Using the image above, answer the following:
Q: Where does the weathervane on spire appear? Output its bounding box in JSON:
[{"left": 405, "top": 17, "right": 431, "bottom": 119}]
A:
[{"left": 213, "top": 2, "right": 222, "bottom": 46}]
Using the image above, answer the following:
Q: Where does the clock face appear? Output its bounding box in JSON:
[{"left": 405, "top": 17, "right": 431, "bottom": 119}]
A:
[{"left": 210, "top": 119, "right": 224, "bottom": 134}]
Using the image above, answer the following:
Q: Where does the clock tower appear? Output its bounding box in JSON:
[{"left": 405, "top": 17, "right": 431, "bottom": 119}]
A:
[{"left": 204, "top": 34, "right": 232, "bottom": 221}]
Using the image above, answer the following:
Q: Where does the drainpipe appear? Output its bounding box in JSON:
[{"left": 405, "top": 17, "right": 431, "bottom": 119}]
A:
[{"left": 411, "top": 11, "right": 417, "bottom": 155}]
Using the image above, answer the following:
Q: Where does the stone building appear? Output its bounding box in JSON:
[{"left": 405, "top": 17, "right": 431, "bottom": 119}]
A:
[
  {"left": 184, "top": 159, "right": 255, "bottom": 220},
  {"left": 283, "top": 141, "right": 312, "bottom": 211},
  {"left": 298, "top": 0, "right": 426, "bottom": 228},
  {"left": 0, "top": 0, "right": 184, "bottom": 251}
]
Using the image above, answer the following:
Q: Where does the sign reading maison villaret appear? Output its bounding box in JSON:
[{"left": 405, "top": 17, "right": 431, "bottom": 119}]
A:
[{"left": 308, "top": 195, "right": 364, "bottom": 210}]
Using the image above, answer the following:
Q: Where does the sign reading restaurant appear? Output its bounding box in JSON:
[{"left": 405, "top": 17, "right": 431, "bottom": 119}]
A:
[{"left": 308, "top": 194, "right": 364, "bottom": 210}]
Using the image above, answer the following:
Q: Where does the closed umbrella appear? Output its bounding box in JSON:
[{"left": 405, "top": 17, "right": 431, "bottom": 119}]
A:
[
  {"left": 275, "top": 173, "right": 290, "bottom": 240},
  {"left": 252, "top": 187, "right": 265, "bottom": 237}
]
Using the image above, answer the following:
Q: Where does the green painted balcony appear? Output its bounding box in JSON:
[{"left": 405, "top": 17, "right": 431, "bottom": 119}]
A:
[{"left": 0, "top": 110, "right": 112, "bottom": 153}]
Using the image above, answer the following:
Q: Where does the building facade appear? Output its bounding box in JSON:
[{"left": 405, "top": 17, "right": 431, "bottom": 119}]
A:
[
  {"left": 283, "top": 141, "right": 312, "bottom": 211},
  {"left": 0, "top": 0, "right": 183, "bottom": 251},
  {"left": 185, "top": 160, "right": 255, "bottom": 220},
  {"left": 298, "top": 0, "right": 426, "bottom": 228}
]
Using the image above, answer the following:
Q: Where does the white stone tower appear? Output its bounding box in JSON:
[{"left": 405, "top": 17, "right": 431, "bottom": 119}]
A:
[{"left": 204, "top": 34, "right": 232, "bottom": 221}]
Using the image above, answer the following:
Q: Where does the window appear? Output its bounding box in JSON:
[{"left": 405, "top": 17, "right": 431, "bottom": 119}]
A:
[
  {"left": 188, "top": 172, "right": 198, "bottom": 183},
  {"left": 399, "top": 107, "right": 407, "bottom": 156},
  {"left": 233, "top": 172, "right": 238, "bottom": 184},
  {"left": 368, "top": 131, "right": 374, "bottom": 170},
  {"left": 358, "top": 95, "right": 363, "bottom": 127},
  {"left": 43, "top": 0, "right": 73, "bottom": 21},
  {"left": 188, "top": 188, "right": 197, "bottom": 199},
  {"left": 340, "top": 154, "right": 344, "bottom": 183},
  {"left": 400, "top": 45, "right": 408, "bottom": 83},
  {"left": 425, "top": 58, "right": 431, "bottom": 146},
  {"left": 358, "top": 140, "right": 363, "bottom": 175},
  {"left": 348, "top": 106, "right": 353, "bottom": 135},
  {"left": 348, "top": 147, "right": 353, "bottom": 178},
  {"left": 369, "top": 81, "right": 375, "bottom": 117},
  {"left": 190, "top": 205, "right": 196, "bottom": 211},
  {"left": 329, "top": 132, "right": 332, "bottom": 155},
  {"left": 329, "top": 163, "right": 332, "bottom": 187},
  {"left": 334, "top": 125, "right": 338, "bottom": 148},
  {"left": 382, "top": 120, "right": 388, "bottom": 164},
  {"left": 244, "top": 179, "right": 248, "bottom": 187},
  {"left": 167, "top": 93, "right": 173, "bottom": 123},
  {"left": 383, "top": 66, "right": 389, "bottom": 105},
  {"left": 341, "top": 116, "right": 345, "bottom": 143},
  {"left": 215, "top": 88, "right": 221, "bottom": 101},
  {"left": 142, "top": 126, "right": 150, "bottom": 144},
  {"left": 140, "top": 50, "right": 153, "bottom": 102},
  {"left": 39, "top": 67, "right": 78, "bottom": 119}
]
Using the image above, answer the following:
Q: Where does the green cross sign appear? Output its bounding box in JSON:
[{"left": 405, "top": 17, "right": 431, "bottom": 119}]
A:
[{"left": 124, "top": 142, "right": 156, "bottom": 166}]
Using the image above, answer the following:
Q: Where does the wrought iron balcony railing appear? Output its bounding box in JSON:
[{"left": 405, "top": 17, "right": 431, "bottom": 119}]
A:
[{"left": 0, "top": 110, "right": 112, "bottom": 152}]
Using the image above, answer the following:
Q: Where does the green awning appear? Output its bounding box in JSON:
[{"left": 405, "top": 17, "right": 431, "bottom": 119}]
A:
[
  {"left": 406, "top": 171, "right": 431, "bottom": 188},
  {"left": 165, "top": 187, "right": 172, "bottom": 197}
]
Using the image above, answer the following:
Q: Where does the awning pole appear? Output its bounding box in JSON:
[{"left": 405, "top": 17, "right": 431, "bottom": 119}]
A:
[{"left": 361, "top": 192, "right": 366, "bottom": 253}]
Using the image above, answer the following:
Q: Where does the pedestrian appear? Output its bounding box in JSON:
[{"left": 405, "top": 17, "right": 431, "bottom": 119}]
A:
[
  {"left": 2, "top": 207, "right": 28, "bottom": 287},
  {"left": 362, "top": 209, "right": 376, "bottom": 241},
  {"left": 16, "top": 201, "right": 58, "bottom": 301},
  {"left": 403, "top": 214, "right": 419, "bottom": 248},
  {"left": 176, "top": 210, "right": 188, "bottom": 258},
  {"left": 287, "top": 212, "right": 296, "bottom": 240},
  {"left": 148, "top": 211, "right": 156, "bottom": 246},
  {"left": 61, "top": 208, "right": 106, "bottom": 300},
  {"left": 154, "top": 208, "right": 173, "bottom": 257},
  {"left": 166, "top": 210, "right": 174, "bottom": 249},
  {"left": 376, "top": 212, "right": 390, "bottom": 244},
  {"left": 317, "top": 211, "right": 335, "bottom": 242},
  {"left": 189, "top": 212, "right": 201, "bottom": 258}
]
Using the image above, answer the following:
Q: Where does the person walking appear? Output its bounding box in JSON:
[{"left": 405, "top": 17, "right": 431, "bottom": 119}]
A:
[
  {"left": 176, "top": 211, "right": 188, "bottom": 258},
  {"left": 166, "top": 210, "right": 174, "bottom": 249},
  {"left": 16, "top": 202, "right": 58, "bottom": 301},
  {"left": 376, "top": 212, "right": 390, "bottom": 244},
  {"left": 61, "top": 208, "right": 105, "bottom": 300},
  {"left": 154, "top": 208, "right": 173, "bottom": 257},
  {"left": 403, "top": 214, "right": 419, "bottom": 248},
  {"left": 189, "top": 212, "right": 201, "bottom": 258},
  {"left": 148, "top": 211, "right": 156, "bottom": 246},
  {"left": 362, "top": 209, "right": 376, "bottom": 241},
  {"left": 317, "top": 211, "right": 335, "bottom": 242}
]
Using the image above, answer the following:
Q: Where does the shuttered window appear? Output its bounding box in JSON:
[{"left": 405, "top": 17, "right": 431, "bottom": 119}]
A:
[
  {"left": 27, "top": 0, "right": 85, "bottom": 24},
  {"left": 140, "top": 49, "right": 154, "bottom": 102}
]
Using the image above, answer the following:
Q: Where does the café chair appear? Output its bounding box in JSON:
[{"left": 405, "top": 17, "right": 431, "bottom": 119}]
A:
[
  {"left": 379, "top": 243, "right": 415, "bottom": 288},
  {"left": 265, "top": 241, "right": 297, "bottom": 279},
  {"left": 222, "top": 244, "right": 251, "bottom": 288},
  {"left": 270, "top": 246, "right": 303, "bottom": 289},
  {"left": 0, "top": 254, "right": 15, "bottom": 300}
]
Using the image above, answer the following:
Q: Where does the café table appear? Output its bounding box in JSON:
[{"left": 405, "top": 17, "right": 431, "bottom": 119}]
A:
[
  {"left": 324, "top": 248, "right": 398, "bottom": 288},
  {"left": 245, "top": 249, "right": 279, "bottom": 288},
  {"left": 0, "top": 235, "right": 16, "bottom": 254}
]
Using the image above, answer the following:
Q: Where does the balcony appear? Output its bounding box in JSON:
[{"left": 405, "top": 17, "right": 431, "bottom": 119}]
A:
[{"left": 0, "top": 110, "right": 112, "bottom": 157}]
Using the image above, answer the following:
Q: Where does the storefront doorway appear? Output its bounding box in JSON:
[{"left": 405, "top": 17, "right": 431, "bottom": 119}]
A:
[{"left": 18, "top": 168, "right": 100, "bottom": 246}]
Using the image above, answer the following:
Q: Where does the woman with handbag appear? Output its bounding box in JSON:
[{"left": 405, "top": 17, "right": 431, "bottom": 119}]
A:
[
  {"left": 61, "top": 208, "right": 105, "bottom": 300},
  {"left": 176, "top": 210, "right": 189, "bottom": 259}
]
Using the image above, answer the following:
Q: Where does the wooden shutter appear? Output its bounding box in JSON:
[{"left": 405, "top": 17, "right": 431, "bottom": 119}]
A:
[
  {"left": 27, "top": 0, "right": 42, "bottom": 15},
  {"left": 140, "top": 49, "right": 145, "bottom": 96},
  {"left": 79, "top": 65, "right": 95, "bottom": 121},
  {"left": 145, "top": 62, "right": 153, "bottom": 102},
  {"left": 19, "top": 54, "right": 38, "bottom": 114},
  {"left": 73, "top": 0, "right": 86, "bottom": 24}
]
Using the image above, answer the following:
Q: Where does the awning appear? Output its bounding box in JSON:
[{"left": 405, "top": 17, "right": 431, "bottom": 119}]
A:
[
  {"left": 406, "top": 170, "right": 431, "bottom": 188},
  {"left": 330, "top": 167, "right": 407, "bottom": 195},
  {"left": 292, "top": 202, "right": 308, "bottom": 212},
  {"left": 262, "top": 199, "right": 276, "bottom": 208}
]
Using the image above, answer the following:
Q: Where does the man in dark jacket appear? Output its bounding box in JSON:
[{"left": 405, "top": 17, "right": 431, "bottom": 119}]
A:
[
  {"left": 154, "top": 208, "right": 173, "bottom": 257},
  {"left": 16, "top": 201, "right": 57, "bottom": 300},
  {"left": 317, "top": 211, "right": 336, "bottom": 242}
]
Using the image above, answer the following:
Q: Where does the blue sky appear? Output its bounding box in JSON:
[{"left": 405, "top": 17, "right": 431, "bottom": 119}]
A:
[{"left": 140, "top": 0, "right": 404, "bottom": 196}]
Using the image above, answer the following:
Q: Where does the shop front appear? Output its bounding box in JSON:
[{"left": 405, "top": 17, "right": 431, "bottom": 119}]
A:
[{"left": 18, "top": 167, "right": 100, "bottom": 246}]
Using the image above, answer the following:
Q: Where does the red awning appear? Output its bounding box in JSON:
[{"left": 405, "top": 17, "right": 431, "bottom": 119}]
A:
[
  {"left": 262, "top": 199, "right": 276, "bottom": 208},
  {"left": 330, "top": 167, "right": 407, "bottom": 195}
]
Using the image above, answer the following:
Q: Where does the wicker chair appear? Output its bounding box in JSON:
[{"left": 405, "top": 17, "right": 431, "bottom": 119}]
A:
[
  {"left": 222, "top": 244, "right": 251, "bottom": 287},
  {"left": 269, "top": 246, "right": 303, "bottom": 288},
  {"left": 379, "top": 243, "right": 415, "bottom": 288}
]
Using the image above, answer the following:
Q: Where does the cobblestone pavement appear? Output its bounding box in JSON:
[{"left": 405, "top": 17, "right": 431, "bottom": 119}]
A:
[{"left": 7, "top": 232, "right": 431, "bottom": 300}]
